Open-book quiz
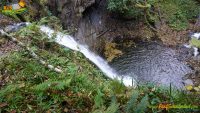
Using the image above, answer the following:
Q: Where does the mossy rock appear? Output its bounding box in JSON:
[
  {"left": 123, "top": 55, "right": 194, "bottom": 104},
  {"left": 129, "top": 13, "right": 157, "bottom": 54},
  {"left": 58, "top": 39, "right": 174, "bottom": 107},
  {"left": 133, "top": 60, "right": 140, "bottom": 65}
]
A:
[{"left": 190, "top": 38, "right": 200, "bottom": 48}]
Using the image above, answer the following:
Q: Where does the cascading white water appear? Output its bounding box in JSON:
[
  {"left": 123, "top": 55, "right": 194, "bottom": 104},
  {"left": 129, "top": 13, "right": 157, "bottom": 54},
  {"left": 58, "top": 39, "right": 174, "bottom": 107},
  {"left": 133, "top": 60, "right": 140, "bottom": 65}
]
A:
[{"left": 40, "top": 26, "right": 136, "bottom": 87}]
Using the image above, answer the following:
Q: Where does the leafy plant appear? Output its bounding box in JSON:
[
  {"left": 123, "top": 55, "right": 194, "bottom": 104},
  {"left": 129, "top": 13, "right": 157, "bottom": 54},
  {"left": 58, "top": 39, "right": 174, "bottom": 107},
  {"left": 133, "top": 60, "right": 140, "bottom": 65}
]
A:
[
  {"left": 159, "top": 0, "right": 200, "bottom": 30},
  {"left": 33, "top": 79, "right": 71, "bottom": 91},
  {"left": 110, "top": 79, "right": 126, "bottom": 94},
  {"left": 105, "top": 101, "right": 120, "bottom": 113},
  {"left": 94, "top": 89, "right": 105, "bottom": 108},
  {"left": 1, "top": 8, "right": 25, "bottom": 21},
  {"left": 126, "top": 91, "right": 149, "bottom": 113},
  {"left": 108, "top": 0, "right": 200, "bottom": 30},
  {"left": 107, "top": 0, "right": 146, "bottom": 19},
  {"left": 92, "top": 96, "right": 119, "bottom": 113},
  {"left": 38, "top": 16, "right": 63, "bottom": 31},
  {"left": 126, "top": 91, "right": 139, "bottom": 112},
  {"left": 134, "top": 95, "right": 149, "bottom": 113}
]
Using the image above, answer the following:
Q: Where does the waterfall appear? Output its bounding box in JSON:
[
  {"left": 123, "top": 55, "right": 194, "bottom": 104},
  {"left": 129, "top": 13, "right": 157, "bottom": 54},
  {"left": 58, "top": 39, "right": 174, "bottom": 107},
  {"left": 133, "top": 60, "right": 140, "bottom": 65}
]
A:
[
  {"left": 40, "top": 26, "right": 136, "bottom": 87},
  {"left": 3, "top": 23, "right": 196, "bottom": 89}
]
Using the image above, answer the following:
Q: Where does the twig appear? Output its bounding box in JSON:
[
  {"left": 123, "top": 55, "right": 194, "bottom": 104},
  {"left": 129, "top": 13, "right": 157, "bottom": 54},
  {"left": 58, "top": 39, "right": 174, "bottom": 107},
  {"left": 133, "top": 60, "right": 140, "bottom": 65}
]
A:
[
  {"left": 0, "top": 29, "right": 63, "bottom": 73},
  {"left": 86, "top": 29, "right": 109, "bottom": 39},
  {"left": 96, "top": 29, "right": 109, "bottom": 38}
]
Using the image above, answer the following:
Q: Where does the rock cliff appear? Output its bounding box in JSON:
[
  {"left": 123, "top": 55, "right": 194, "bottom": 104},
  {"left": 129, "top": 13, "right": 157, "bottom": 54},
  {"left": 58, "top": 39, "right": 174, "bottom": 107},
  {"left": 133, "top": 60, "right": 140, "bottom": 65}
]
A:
[{"left": 48, "top": 0, "right": 95, "bottom": 30}]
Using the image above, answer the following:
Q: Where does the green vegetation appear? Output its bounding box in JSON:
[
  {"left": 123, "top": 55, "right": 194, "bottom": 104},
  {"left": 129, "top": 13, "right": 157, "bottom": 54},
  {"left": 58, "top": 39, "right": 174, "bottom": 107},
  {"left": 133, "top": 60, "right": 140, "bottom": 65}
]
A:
[
  {"left": 1, "top": 8, "right": 27, "bottom": 15},
  {"left": 159, "top": 0, "right": 200, "bottom": 30},
  {"left": 108, "top": 0, "right": 200, "bottom": 30},
  {"left": 0, "top": 8, "right": 27, "bottom": 21},
  {"left": 0, "top": 17, "right": 199, "bottom": 112},
  {"left": 0, "top": 0, "right": 51, "bottom": 22},
  {"left": 107, "top": 0, "right": 148, "bottom": 19},
  {"left": 190, "top": 38, "right": 200, "bottom": 48}
]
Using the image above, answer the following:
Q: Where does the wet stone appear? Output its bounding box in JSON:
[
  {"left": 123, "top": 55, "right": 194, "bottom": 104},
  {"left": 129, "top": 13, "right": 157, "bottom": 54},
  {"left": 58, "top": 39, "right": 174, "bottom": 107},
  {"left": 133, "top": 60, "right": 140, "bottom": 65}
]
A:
[{"left": 183, "top": 79, "right": 194, "bottom": 86}]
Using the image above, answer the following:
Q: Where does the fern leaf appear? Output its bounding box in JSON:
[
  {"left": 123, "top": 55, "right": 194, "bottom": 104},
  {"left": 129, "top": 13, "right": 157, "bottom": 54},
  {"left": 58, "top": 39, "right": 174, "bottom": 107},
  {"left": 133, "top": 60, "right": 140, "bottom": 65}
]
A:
[
  {"left": 94, "top": 89, "right": 104, "bottom": 108},
  {"left": 105, "top": 101, "right": 119, "bottom": 113},
  {"left": 134, "top": 95, "right": 149, "bottom": 113},
  {"left": 52, "top": 79, "right": 71, "bottom": 90},
  {"left": 92, "top": 109, "right": 104, "bottom": 113},
  {"left": 126, "top": 91, "right": 139, "bottom": 113},
  {"left": 33, "top": 79, "right": 71, "bottom": 91}
]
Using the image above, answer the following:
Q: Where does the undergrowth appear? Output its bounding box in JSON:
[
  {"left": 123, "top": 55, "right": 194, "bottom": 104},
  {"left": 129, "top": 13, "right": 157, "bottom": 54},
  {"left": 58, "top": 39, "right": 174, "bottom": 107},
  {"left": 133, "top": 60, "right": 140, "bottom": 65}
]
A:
[
  {"left": 158, "top": 0, "right": 200, "bottom": 30},
  {"left": 107, "top": 0, "right": 200, "bottom": 30},
  {"left": 0, "top": 17, "right": 199, "bottom": 112}
]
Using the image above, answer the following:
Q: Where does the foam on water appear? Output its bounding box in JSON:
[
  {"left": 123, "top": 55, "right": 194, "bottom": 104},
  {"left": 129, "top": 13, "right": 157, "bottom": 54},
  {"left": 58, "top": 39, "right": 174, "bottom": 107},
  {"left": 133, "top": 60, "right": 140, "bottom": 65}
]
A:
[
  {"left": 191, "top": 33, "right": 200, "bottom": 39},
  {"left": 40, "top": 26, "right": 136, "bottom": 87}
]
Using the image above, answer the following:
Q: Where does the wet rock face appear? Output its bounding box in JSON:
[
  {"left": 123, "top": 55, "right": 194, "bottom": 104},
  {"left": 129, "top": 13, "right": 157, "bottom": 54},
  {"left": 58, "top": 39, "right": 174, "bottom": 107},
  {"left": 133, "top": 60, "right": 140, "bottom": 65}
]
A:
[
  {"left": 74, "top": 0, "right": 154, "bottom": 54},
  {"left": 48, "top": 0, "right": 153, "bottom": 54},
  {"left": 47, "top": 0, "right": 95, "bottom": 30},
  {"left": 110, "top": 42, "right": 193, "bottom": 89}
]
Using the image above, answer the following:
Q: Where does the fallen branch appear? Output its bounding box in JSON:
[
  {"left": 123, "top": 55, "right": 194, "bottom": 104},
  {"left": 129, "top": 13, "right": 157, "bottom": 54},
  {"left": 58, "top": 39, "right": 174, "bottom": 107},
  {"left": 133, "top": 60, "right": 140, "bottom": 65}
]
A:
[
  {"left": 0, "top": 29, "right": 63, "bottom": 73},
  {"left": 86, "top": 29, "right": 110, "bottom": 39},
  {"left": 96, "top": 29, "right": 110, "bottom": 38}
]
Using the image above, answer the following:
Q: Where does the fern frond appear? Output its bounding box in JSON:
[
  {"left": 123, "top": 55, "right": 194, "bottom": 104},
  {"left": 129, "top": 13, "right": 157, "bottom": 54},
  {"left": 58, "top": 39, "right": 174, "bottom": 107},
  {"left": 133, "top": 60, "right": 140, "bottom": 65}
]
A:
[
  {"left": 94, "top": 89, "right": 104, "bottom": 108},
  {"left": 105, "top": 101, "right": 119, "bottom": 113},
  {"left": 92, "top": 96, "right": 119, "bottom": 113},
  {"left": 134, "top": 95, "right": 149, "bottom": 113},
  {"left": 92, "top": 109, "right": 104, "bottom": 113},
  {"left": 126, "top": 91, "right": 139, "bottom": 113},
  {"left": 0, "top": 84, "right": 19, "bottom": 97},
  {"left": 33, "top": 79, "right": 71, "bottom": 91}
]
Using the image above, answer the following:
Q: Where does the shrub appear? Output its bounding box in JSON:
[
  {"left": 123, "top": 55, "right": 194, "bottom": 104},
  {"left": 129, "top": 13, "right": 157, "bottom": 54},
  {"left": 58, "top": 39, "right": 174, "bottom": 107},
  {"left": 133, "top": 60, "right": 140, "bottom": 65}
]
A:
[
  {"left": 159, "top": 0, "right": 200, "bottom": 30},
  {"left": 107, "top": 0, "right": 145, "bottom": 19},
  {"left": 108, "top": 0, "right": 200, "bottom": 30}
]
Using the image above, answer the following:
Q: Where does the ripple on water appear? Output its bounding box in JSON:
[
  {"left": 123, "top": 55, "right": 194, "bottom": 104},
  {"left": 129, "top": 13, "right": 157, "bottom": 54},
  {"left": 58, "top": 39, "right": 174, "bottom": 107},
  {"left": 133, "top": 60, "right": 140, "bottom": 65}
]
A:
[{"left": 110, "top": 42, "right": 193, "bottom": 89}]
